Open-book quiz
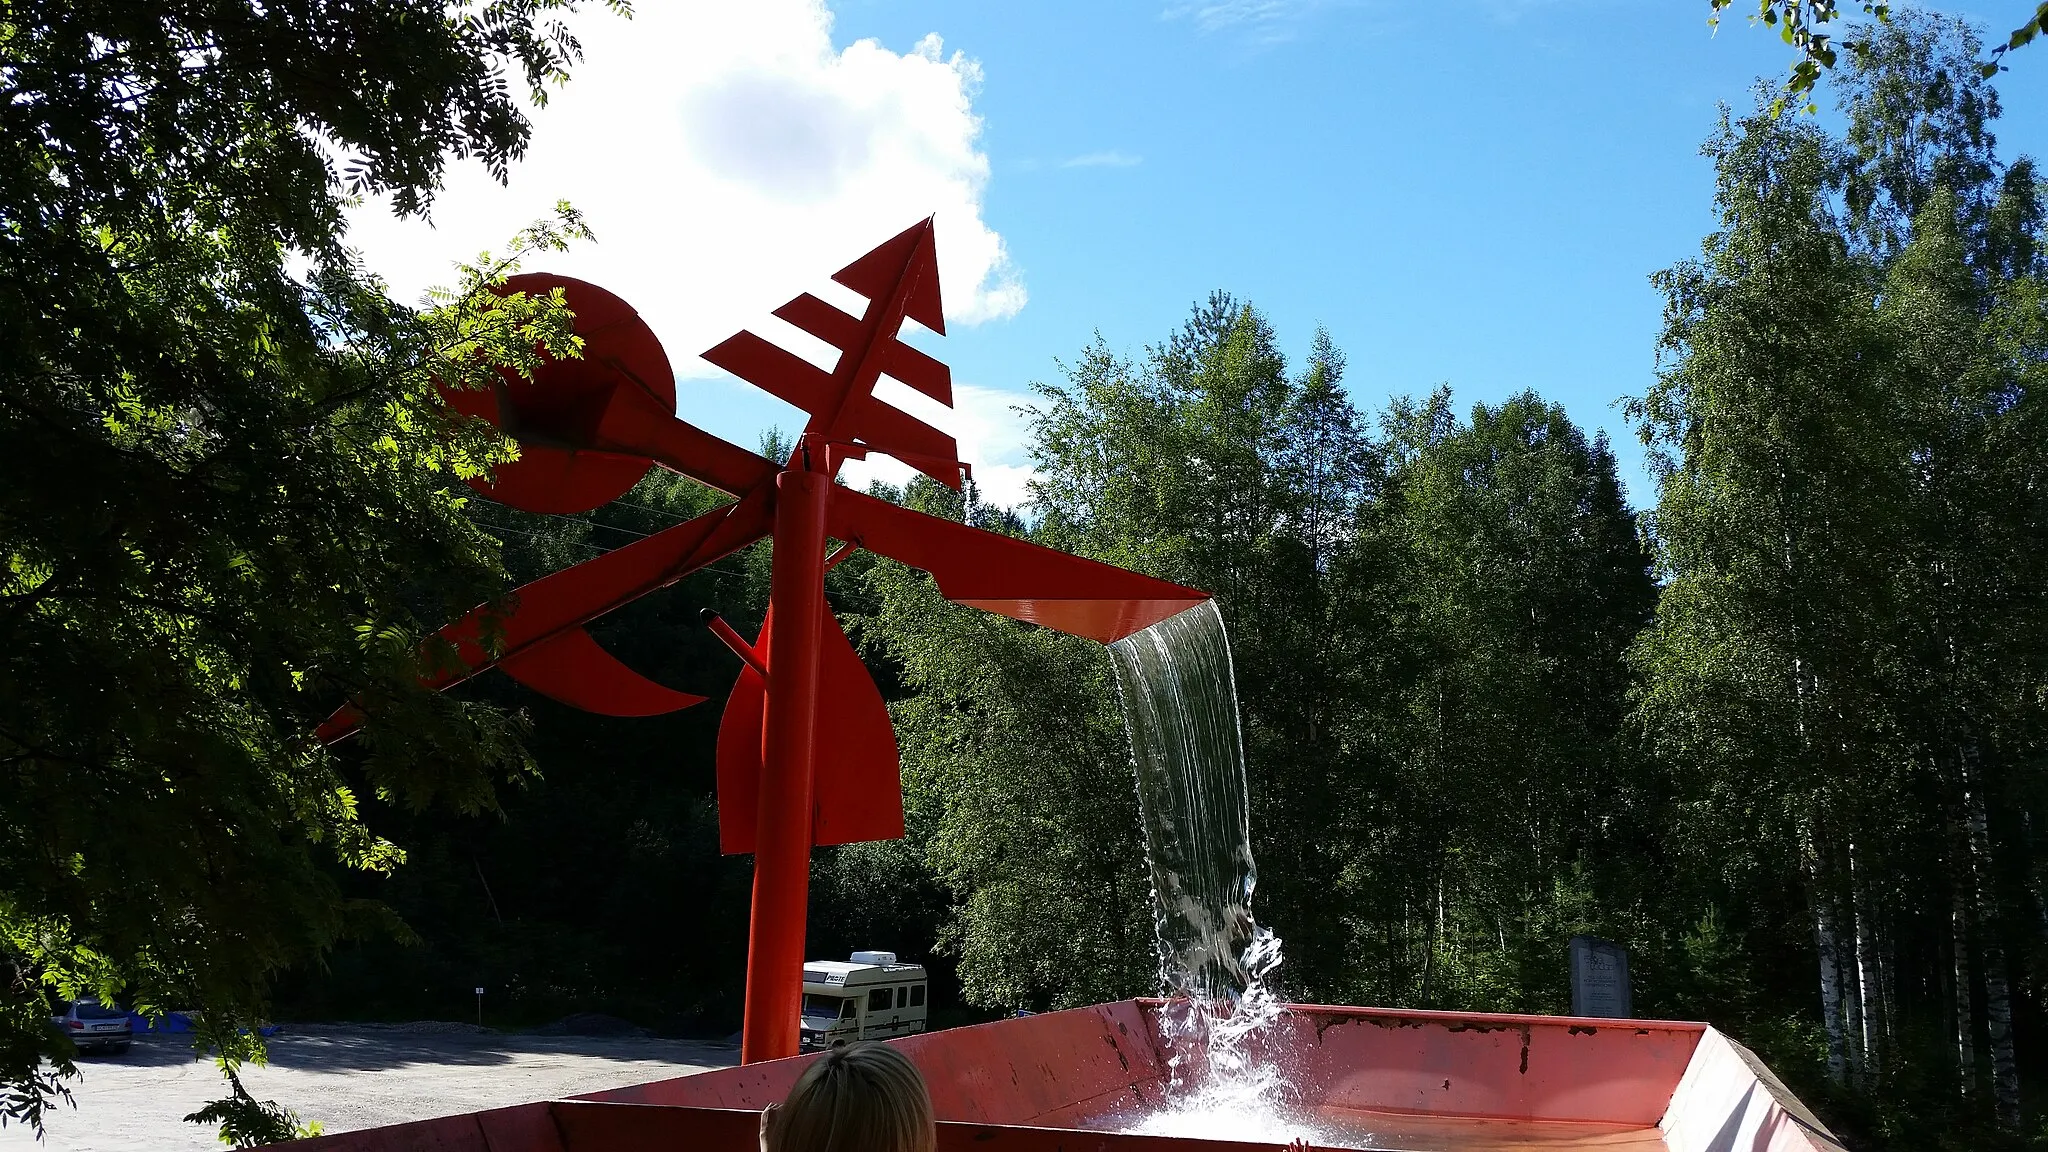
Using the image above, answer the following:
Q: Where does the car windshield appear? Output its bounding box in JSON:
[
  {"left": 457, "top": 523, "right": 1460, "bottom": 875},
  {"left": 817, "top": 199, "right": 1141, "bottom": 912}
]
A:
[
  {"left": 801, "top": 994, "right": 851, "bottom": 1020},
  {"left": 73, "top": 1002, "right": 125, "bottom": 1020}
]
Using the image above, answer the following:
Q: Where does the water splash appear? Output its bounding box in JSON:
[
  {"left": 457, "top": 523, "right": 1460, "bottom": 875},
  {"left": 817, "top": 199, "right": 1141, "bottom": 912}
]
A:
[{"left": 1107, "top": 601, "right": 1295, "bottom": 1129}]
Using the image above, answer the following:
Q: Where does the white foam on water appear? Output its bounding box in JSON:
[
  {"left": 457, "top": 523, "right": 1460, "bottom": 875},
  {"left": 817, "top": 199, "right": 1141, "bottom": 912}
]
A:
[{"left": 1125, "top": 1101, "right": 1322, "bottom": 1144}]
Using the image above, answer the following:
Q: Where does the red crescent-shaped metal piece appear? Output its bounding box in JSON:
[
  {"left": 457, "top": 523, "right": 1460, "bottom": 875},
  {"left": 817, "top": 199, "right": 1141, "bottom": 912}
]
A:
[{"left": 499, "top": 626, "right": 706, "bottom": 716}]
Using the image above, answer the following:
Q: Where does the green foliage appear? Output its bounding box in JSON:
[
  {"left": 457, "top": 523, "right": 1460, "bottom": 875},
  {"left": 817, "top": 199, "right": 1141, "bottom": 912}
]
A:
[
  {"left": 0, "top": 0, "right": 625, "bottom": 1139},
  {"left": 1631, "top": 14, "right": 2048, "bottom": 1143},
  {"left": 0, "top": 955, "right": 73, "bottom": 1133},
  {"left": 1333, "top": 389, "right": 1655, "bottom": 1012},
  {"left": 278, "top": 466, "right": 761, "bottom": 1033},
  {"left": 1710, "top": 1, "right": 1892, "bottom": 112},
  {"left": 857, "top": 482, "right": 1151, "bottom": 1010},
  {"left": 1707, "top": 4, "right": 2047, "bottom": 109},
  {"left": 183, "top": 1065, "right": 322, "bottom": 1148},
  {"left": 1021, "top": 299, "right": 1371, "bottom": 996},
  {"left": 832, "top": 298, "right": 1655, "bottom": 1021}
]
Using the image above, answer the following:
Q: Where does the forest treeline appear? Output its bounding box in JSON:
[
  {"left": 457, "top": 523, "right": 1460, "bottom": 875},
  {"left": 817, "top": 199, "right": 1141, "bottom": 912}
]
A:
[{"left": 274, "top": 16, "right": 2048, "bottom": 1151}]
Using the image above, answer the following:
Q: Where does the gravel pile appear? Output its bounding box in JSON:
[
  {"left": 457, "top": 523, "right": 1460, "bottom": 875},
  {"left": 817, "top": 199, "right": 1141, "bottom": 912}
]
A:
[
  {"left": 337, "top": 1020, "right": 497, "bottom": 1035},
  {"left": 531, "top": 1013, "right": 651, "bottom": 1037}
]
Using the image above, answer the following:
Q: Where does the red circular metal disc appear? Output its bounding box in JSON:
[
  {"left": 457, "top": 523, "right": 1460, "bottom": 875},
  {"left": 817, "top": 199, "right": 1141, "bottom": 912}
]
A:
[{"left": 439, "top": 274, "right": 675, "bottom": 515}]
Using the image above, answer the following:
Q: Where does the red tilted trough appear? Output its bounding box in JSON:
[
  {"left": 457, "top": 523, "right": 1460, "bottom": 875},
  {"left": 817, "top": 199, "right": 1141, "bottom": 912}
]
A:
[{"left": 287, "top": 1000, "right": 1844, "bottom": 1151}]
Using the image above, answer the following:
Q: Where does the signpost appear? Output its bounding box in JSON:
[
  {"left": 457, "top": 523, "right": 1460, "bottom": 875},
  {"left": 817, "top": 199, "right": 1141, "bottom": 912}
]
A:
[{"left": 1569, "top": 935, "right": 1632, "bottom": 1018}]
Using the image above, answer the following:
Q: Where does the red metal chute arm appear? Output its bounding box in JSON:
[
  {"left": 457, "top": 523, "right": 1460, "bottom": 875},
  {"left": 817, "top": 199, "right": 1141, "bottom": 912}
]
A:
[{"left": 829, "top": 487, "right": 1207, "bottom": 643}]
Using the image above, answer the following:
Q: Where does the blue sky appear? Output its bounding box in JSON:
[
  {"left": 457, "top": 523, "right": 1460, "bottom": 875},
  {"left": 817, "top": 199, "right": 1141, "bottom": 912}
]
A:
[
  {"left": 828, "top": 1, "right": 2048, "bottom": 505},
  {"left": 350, "top": 2, "right": 2048, "bottom": 510}
]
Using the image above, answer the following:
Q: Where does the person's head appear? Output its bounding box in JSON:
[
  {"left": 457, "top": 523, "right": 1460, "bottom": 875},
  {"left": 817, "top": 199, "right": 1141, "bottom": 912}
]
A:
[{"left": 759, "top": 1041, "right": 936, "bottom": 1152}]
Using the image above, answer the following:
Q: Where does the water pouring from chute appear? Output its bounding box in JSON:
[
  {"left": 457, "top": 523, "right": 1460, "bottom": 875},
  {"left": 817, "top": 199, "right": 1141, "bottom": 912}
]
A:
[{"left": 1108, "top": 601, "right": 1311, "bottom": 1142}]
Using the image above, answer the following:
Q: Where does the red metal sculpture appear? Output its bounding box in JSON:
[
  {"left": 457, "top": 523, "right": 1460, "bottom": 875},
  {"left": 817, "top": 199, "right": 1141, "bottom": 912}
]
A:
[{"left": 319, "top": 219, "right": 1207, "bottom": 1064}]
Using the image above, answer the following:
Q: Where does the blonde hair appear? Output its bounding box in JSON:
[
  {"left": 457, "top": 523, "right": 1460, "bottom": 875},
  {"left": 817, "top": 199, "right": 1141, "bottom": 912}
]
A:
[{"left": 760, "top": 1041, "right": 936, "bottom": 1152}]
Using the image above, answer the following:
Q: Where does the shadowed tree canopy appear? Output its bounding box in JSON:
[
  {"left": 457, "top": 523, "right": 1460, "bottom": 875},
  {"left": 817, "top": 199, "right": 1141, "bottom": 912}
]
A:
[{"left": 0, "top": 0, "right": 625, "bottom": 1142}]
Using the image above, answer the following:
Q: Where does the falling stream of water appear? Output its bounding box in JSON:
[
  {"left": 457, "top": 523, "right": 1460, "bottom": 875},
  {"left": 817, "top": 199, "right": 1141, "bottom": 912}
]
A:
[
  {"left": 1103, "top": 603, "right": 1672, "bottom": 1152},
  {"left": 1106, "top": 601, "right": 1314, "bottom": 1142}
]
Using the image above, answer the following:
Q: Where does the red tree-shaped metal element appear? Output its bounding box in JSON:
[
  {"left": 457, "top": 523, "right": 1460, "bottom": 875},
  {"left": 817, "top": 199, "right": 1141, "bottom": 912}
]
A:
[{"left": 320, "top": 220, "right": 1208, "bottom": 1063}]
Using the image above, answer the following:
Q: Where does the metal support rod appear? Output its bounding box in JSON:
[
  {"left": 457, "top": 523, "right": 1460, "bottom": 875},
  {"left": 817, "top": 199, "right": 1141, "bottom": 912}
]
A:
[
  {"left": 740, "top": 466, "right": 830, "bottom": 1064},
  {"left": 699, "top": 608, "right": 765, "bottom": 677}
]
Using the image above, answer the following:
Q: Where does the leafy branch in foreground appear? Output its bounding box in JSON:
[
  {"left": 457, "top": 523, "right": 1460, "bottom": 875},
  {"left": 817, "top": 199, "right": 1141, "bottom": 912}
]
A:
[
  {"left": 1708, "top": 2, "right": 2047, "bottom": 110},
  {"left": 184, "top": 1062, "right": 322, "bottom": 1148},
  {"left": 0, "top": 0, "right": 624, "bottom": 1142}
]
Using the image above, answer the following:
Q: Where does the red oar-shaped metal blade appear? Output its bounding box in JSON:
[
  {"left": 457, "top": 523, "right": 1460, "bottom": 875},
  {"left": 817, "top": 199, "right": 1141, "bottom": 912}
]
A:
[
  {"left": 828, "top": 487, "right": 1208, "bottom": 643},
  {"left": 317, "top": 491, "right": 772, "bottom": 744},
  {"left": 715, "top": 603, "right": 903, "bottom": 855}
]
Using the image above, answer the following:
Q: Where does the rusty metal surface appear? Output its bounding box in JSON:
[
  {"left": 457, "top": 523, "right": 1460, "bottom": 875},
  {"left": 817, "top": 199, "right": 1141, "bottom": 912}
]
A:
[
  {"left": 577, "top": 1001, "right": 1703, "bottom": 1129},
  {"left": 579, "top": 1001, "right": 1167, "bottom": 1124},
  {"left": 288, "top": 1100, "right": 1673, "bottom": 1151},
  {"left": 290, "top": 1101, "right": 562, "bottom": 1152},
  {"left": 1207, "top": 1003, "right": 1704, "bottom": 1127},
  {"left": 555, "top": 1101, "right": 1669, "bottom": 1152},
  {"left": 905, "top": 1000, "right": 1168, "bottom": 1126}
]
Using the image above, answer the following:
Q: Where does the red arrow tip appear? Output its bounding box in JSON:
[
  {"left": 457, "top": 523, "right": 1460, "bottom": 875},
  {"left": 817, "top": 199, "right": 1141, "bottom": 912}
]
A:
[{"left": 832, "top": 217, "right": 944, "bottom": 334}]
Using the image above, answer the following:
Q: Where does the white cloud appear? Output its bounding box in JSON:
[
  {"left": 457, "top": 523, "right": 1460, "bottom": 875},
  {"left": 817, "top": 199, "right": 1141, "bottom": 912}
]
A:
[
  {"left": 1162, "top": 0, "right": 1333, "bottom": 43},
  {"left": 1163, "top": 0, "right": 1295, "bottom": 34},
  {"left": 342, "top": 0, "right": 1038, "bottom": 504},
  {"left": 840, "top": 382, "right": 1037, "bottom": 510},
  {"left": 346, "top": 1, "right": 1024, "bottom": 360},
  {"left": 1061, "top": 150, "right": 1143, "bottom": 169}
]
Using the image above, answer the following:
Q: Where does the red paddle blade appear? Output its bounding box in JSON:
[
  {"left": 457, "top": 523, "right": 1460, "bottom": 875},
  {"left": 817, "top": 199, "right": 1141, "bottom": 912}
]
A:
[
  {"left": 713, "top": 655, "right": 764, "bottom": 855},
  {"left": 498, "top": 626, "right": 704, "bottom": 716},
  {"left": 439, "top": 274, "right": 673, "bottom": 514},
  {"left": 716, "top": 605, "right": 903, "bottom": 855},
  {"left": 701, "top": 218, "right": 964, "bottom": 490}
]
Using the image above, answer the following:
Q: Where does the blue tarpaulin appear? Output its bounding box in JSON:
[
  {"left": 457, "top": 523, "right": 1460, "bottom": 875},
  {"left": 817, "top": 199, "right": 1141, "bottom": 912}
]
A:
[
  {"left": 128, "top": 1011, "right": 193, "bottom": 1033},
  {"left": 124, "top": 1013, "right": 278, "bottom": 1037}
]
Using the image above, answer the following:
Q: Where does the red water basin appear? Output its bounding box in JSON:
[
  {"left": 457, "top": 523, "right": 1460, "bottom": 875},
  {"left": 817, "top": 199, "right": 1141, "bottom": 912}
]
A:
[{"left": 290, "top": 1001, "right": 1844, "bottom": 1151}]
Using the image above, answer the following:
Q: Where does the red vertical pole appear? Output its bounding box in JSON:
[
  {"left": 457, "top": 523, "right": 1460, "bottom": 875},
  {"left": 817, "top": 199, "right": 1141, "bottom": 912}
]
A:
[{"left": 741, "top": 463, "right": 830, "bottom": 1064}]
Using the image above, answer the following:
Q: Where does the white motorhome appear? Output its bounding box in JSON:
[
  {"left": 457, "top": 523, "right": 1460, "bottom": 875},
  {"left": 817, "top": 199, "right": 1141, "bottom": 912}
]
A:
[{"left": 799, "top": 951, "right": 928, "bottom": 1051}]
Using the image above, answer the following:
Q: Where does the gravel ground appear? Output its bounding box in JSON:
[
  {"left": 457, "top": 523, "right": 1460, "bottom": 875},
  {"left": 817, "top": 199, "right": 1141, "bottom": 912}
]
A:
[{"left": 0, "top": 1025, "right": 735, "bottom": 1151}]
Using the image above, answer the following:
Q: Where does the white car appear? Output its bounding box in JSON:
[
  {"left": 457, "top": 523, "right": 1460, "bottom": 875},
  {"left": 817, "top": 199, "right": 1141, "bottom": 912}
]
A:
[{"left": 52, "top": 999, "right": 132, "bottom": 1054}]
